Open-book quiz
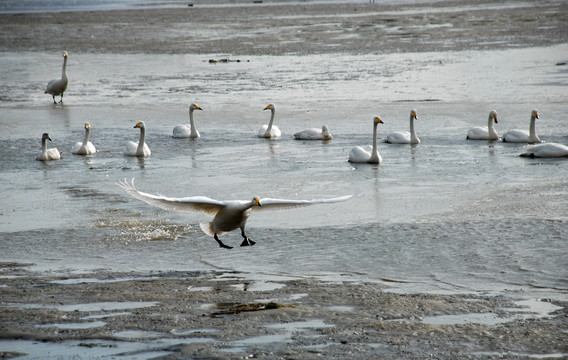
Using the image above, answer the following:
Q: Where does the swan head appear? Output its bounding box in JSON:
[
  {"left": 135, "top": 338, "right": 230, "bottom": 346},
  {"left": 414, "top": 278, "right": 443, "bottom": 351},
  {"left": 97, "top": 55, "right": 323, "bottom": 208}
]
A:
[
  {"left": 252, "top": 197, "right": 262, "bottom": 207},
  {"left": 41, "top": 133, "right": 52, "bottom": 142},
  {"left": 84, "top": 122, "right": 91, "bottom": 130},
  {"left": 489, "top": 110, "right": 498, "bottom": 124},
  {"left": 532, "top": 109, "right": 539, "bottom": 120},
  {"left": 374, "top": 116, "right": 384, "bottom": 125},
  {"left": 322, "top": 125, "right": 333, "bottom": 140},
  {"left": 190, "top": 103, "right": 202, "bottom": 112},
  {"left": 134, "top": 121, "right": 145, "bottom": 129},
  {"left": 410, "top": 109, "right": 418, "bottom": 119},
  {"left": 263, "top": 104, "right": 275, "bottom": 111},
  {"left": 62, "top": 51, "right": 68, "bottom": 58}
]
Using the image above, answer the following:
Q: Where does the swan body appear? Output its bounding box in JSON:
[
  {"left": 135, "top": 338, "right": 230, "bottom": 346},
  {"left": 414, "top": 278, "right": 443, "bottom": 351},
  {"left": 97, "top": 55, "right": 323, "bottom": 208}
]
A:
[
  {"left": 117, "top": 178, "right": 352, "bottom": 249},
  {"left": 385, "top": 109, "right": 419, "bottom": 144},
  {"left": 124, "top": 121, "right": 151, "bottom": 157},
  {"left": 502, "top": 110, "right": 541, "bottom": 143},
  {"left": 349, "top": 116, "right": 384, "bottom": 164},
  {"left": 258, "top": 104, "right": 281, "bottom": 138},
  {"left": 467, "top": 110, "right": 499, "bottom": 140},
  {"left": 45, "top": 51, "right": 68, "bottom": 104},
  {"left": 173, "top": 103, "right": 203, "bottom": 139},
  {"left": 294, "top": 125, "right": 332, "bottom": 140},
  {"left": 36, "top": 133, "right": 61, "bottom": 161},
  {"left": 72, "top": 123, "right": 97, "bottom": 155},
  {"left": 520, "top": 143, "right": 568, "bottom": 158}
]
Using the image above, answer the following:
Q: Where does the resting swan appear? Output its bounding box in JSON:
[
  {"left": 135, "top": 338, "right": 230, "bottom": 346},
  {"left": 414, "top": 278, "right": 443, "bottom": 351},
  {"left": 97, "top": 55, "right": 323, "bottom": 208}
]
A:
[
  {"left": 72, "top": 123, "right": 97, "bottom": 155},
  {"left": 124, "top": 121, "right": 151, "bottom": 157},
  {"left": 45, "top": 51, "right": 68, "bottom": 104},
  {"left": 502, "top": 109, "right": 541, "bottom": 143},
  {"left": 520, "top": 143, "right": 568, "bottom": 158},
  {"left": 258, "top": 104, "right": 281, "bottom": 138},
  {"left": 36, "top": 133, "right": 61, "bottom": 161},
  {"left": 348, "top": 116, "right": 384, "bottom": 164},
  {"left": 117, "top": 178, "right": 352, "bottom": 249},
  {"left": 467, "top": 110, "right": 499, "bottom": 140},
  {"left": 294, "top": 125, "right": 332, "bottom": 140},
  {"left": 173, "top": 103, "right": 203, "bottom": 139},
  {"left": 385, "top": 109, "right": 419, "bottom": 144}
]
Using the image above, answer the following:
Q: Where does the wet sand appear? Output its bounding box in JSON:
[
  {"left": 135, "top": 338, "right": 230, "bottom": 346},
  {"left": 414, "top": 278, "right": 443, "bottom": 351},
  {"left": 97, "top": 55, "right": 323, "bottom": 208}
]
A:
[{"left": 1, "top": 0, "right": 568, "bottom": 358}]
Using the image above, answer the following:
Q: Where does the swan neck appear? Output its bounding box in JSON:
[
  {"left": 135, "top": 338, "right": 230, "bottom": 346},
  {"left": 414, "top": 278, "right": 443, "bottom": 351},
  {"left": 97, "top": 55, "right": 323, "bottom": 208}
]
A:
[
  {"left": 137, "top": 126, "right": 146, "bottom": 152},
  {"left": 62, "top": 56, "right": 68, "bottom": 80},
  {"left": 265, "top": 108, "right": 275, "bottom": 134},
  {"left": 370, "top": 121, "right": 379, "bottom": 160},
  {"left": 487, "top": 115, "right": 497, "bottom": 137},
  {"left": 83, "top": 127, "right": 91, "bottom": 144},
  {"left": 41, "top": 137, "right": 48, "bottom": 151},
  {"left": 409, "top": 115, "right": 416, "bottom": 140},
  {"left": 189, "top": 108, "right": 198, "bottom": 137},
  {"left": 529, "top": 116, "right": 538, "bottom": 140}
]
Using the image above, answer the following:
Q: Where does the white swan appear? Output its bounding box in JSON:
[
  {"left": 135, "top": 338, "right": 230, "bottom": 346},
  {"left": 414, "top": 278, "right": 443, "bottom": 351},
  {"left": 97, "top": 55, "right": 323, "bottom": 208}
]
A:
[
  {"left": 467, "top": 110, "right": 499, "bottom": 140},
  {"left": 44, "top": 51, "right": 68, "bottom": 104},
  {"left": 294, "top": 125, "right": 332, "bottom": 140},
  {"left": 173, "top": 103, "right": 203, "bottom": 139},
  {"left": 72, "top": 123, "right": 97, "bottom": 155},
  {"left": 117, "top": 178, "right": 352, "bottom": 249},
  {"left": 520, "top": 143, "right": 568, "bottom": 158},
  {"left": 124, "top": 121, "right": 151, "bottom": 157},
  {"left": 502, "top": 109, "right": 541, "bottom": 143},
  {"left": 258, "top": 104, "right": 281, "bottom": 138},
  {"left": 385, "top": 109, "right": 419, "bottom": 144},
  {"left": 348, "top": 116, "right": 384, "bottom": 164},
  {"left": 36, "top": 133, "right": 61, "bottom": 161}
]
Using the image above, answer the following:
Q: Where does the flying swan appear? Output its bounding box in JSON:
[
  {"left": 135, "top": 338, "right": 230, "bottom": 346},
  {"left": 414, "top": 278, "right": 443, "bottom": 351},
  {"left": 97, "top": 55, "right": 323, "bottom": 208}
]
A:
[
  {"left": 520, "top": 143, "right": 568, "bottom": 158},
  {"left": 72, "top": 123, "right": 97, "bottom": 155},
  {"left": 348, "top": 116, "right": 384, "bottom": 164},
  {"left": 258, "top": 104, "right": 281, "bottom": 138},
  {"left": 385, "top": 109, "right": 420, "bottom": 144},
  {"left": 124, "top": 121, "right": 151, "bottom": 157},
  {"left": 294, "top": 125, "right": 332, "bottom": 140},
  {"left": 467, "top": 110, "right": 499, "bottom": 140},
  {"left": 36, "top": 133, "right": 61, "bottom": 161},
  {"left": 45, "top": 51, "right": 69, "bottom": 104},
  {"left": 117, "top": 178, "right": 352, "bottom": 249},
  {"left": 173, "top": 103, "right": 203, "bottom": 139},
  {"left": 502, "top": 109, "right": 541, "bottom": 143}
]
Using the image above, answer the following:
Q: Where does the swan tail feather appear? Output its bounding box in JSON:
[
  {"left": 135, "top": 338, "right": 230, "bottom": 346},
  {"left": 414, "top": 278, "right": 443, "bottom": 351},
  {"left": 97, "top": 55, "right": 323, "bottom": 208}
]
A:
[{"left": 199, "top": 222, "right": 221, "bottom": 237}]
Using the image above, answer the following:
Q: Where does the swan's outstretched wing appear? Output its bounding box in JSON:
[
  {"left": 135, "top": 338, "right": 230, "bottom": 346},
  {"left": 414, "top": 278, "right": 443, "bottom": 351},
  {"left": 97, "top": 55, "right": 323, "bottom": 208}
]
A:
[
  {"left": 117, "top": 178, "right": 223, "bottom": 215},
  {"left": 255, "top": 195, "right": 352, "bottom": 211}
]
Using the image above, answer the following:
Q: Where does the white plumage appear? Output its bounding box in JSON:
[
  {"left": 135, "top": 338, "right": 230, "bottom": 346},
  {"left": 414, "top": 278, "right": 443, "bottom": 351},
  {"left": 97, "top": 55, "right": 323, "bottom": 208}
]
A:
[
  {"left": 258, "top": 104, "right": 281, "bottom": 138},
  {"left": 173, "top": 103, "right": 203, "bottom": 139},
  {"left": 294, "top": 125, "right": 332, "bottom": 140},
  {"left": 124, "top": 121, "right": 151, "bottom": 157},
  {"left": 36, "top": 133, "right": 61, "bottom": 161},
  {"left": 349, "top": 116, "right": 384, "bottom": 164},
  {"left": 502, "top": 109, "right": 541, "bottom": 143},
  {"left": 72, "top": 123, "right": 97, "bottom": 155},
  {"left": 45, "top": 51, "right": 69, "bottom": 104},
  {"left": 467, "top": 110, "right": 499, "bottom": 140},
  {"left": 385, "top": 109, "right": 420, "bottom": 144},
  {"left": 520, "top": 143, "right": 568, "bottom": 158}
]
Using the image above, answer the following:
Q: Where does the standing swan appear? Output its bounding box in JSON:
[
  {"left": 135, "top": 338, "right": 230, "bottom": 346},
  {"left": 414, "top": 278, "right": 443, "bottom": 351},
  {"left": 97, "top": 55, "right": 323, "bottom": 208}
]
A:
[
  {"left": 467, "top": 110, "right": 499, "bottom": 140},
  {"left": 258, "top": 104, "right": 281, "bottom": 138},
  {"left": 117, "top": 178, "right": 351, "bottom": 249},
  {"left": 36, "top": 133, "right": 61, "bottom": 161},
  {"left": 173, "top": 103, "right": 203, "bottom": 139},
  {"left": 385, "top": 109, "right": 420, "bottom": 144},
  {"left": 520, "top": 143, "right": 568, "bottom": 158},
  {"left": 72, "top": 123, "right": 97, "bottom": 155},
  {"left": 124, "top": 121, "right": 151, "bottom": 157},
  {"left": 294, "top": 125, "right": 333, "bottom": 140},
  {"left": 502, "top": 109, "right": 541, "bottom": 143},
  {"left": 44, "top": 51, "right": 68, "bottom": 104},
  {"left": 348, "top": 116, "right": 384, "bottom": 164}
]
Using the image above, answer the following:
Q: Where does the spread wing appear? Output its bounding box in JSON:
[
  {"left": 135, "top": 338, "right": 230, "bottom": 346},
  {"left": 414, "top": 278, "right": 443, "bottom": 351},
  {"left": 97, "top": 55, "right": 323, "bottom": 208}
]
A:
[
  {"left": 117, "top": 178, "right": 224, "bottom": 215},
  {"left": 255, "top": 195, "right": 352, "bottom": 211}
]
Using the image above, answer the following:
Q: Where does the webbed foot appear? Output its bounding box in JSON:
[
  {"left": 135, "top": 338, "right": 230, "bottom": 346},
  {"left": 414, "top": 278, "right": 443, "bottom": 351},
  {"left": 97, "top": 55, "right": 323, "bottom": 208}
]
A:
[{"left": 240, "top": 238, "right": 256, "bottom": 247}]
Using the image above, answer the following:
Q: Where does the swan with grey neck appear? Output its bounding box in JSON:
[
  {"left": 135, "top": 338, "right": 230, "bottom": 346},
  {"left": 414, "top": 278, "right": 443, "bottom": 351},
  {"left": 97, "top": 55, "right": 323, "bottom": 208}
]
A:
[
  {"left": 45, "top": 51, "right": 68, "bottom": 104},
  {"left": 36, "top": 133, "right": 61, "bottom": 161},
  {"left": 258, "top": 104, "right": 281, "bottom": 138},
  {"left": 72, "top": 123, "right": 97, "bottom": 155},
  {"left": 502, "top": 110, "right": 541, "bottom": 143},
  {"left": 385, "top": 109, "right": 419, "bottom": 144},
  {"left": 173, "top": 104, "right": 203, "bottom": 139},
  {"left": 467, "top": 110, "right": 499, "bottom": 140},
  {"left": 124, "top": 121, "right": 151, "bottom": 157},
  {"left": 348, "top": 116, "right": 384, "bottom": 164}
]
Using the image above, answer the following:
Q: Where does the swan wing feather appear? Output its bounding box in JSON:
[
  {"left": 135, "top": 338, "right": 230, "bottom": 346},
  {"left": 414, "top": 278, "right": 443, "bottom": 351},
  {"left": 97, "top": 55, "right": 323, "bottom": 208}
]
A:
[{"left": 255, "top": 195, "right": 352, "bottom": 211}]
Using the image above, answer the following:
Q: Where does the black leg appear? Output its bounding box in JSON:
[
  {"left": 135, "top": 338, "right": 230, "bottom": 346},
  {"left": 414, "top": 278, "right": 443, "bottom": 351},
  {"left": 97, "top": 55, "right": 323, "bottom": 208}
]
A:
[
  {"left": 59, "top": 94, "right": 64, "bottom": 104},
  {"left": 214, "top": 233, "right": 233, "bottom": 249},
  {"left": 240, "top": 229, "right": 256, "bottom": 247},
  {"left": 52, "top": 95, "right": 57, "bottom": 104}
]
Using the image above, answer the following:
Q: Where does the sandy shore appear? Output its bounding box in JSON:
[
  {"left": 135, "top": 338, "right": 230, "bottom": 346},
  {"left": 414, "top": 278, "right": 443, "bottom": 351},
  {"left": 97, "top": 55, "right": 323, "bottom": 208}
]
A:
[{"left": 1, "top": 0, "right": 568, "bottom": 358}]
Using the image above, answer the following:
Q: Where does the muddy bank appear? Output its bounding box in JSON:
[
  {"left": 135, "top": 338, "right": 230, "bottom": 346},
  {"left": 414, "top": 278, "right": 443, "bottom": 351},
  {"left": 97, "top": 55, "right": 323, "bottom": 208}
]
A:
[
  {"left": 1, "top": 263, "right": 567, "bottom": 359},
  {"left": 1, "top": 0, "right": 567, "bottom": 55}
]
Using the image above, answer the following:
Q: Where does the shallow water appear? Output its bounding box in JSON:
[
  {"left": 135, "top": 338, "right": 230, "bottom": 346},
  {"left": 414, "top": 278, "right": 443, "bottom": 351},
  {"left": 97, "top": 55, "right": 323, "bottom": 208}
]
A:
[{"left": 1, "top": 45, "right": 567, "bottom": 304}]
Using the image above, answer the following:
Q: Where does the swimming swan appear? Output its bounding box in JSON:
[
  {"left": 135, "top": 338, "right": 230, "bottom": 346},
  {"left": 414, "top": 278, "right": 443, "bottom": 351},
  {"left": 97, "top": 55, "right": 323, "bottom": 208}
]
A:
[
  {"left": 294, "top": 125, "right": 332, "bottom": 140},
  {"left": 117, "top": 178, "right": 352, "bottom": 249},
  {"left": 520, "top": 143, "right": 568, "bottom": 158},
  {"left": 72, "top": 123, "right": 97, "bottom": 155},
  {"left": 348, "top": 116, "right": 384, "bottom": 164},
  {"left": 385, "top": 109, "right": 419, "bottom": 144},
  {"left": 173, "top": 103, "right": 203, "bottom": 139},
  {"left": 258, "top": 104, "right": 281, "bottom": 138},
  {"left": 124, "top": 121, "right": 151, "bottom": 157},
  {"left": 502, "top": 109, "right": 541, "bottom": 143},
  {"left": 36, "top": 133, "right": 61, "bottom": 161},
  {"left": 467, "top": 110, "right": 499, "bottom": 140},
  {"left": 45, "top": 51, "right": 68, "bottom": 104}
]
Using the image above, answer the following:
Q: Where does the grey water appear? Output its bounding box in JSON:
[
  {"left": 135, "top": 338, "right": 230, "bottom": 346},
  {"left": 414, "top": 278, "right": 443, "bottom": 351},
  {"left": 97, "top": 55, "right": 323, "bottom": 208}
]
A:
[{"left": 1, "top": 45, "right": 567, "bottom": 302}]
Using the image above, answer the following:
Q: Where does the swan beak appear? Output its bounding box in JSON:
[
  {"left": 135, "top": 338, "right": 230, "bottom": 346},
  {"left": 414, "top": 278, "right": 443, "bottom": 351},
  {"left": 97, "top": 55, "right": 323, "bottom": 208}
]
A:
[
  {"left": 84, "top": 123, "right": 90, "bottom": 129},
  {"left": 63, "top": 51, "right": 68, "bottom": 57},
  {"left": 134, "top": 122, "right": 141, "bottom": 128},
  {"left": 196, "top": 105, "right": 203, "bottom": 111},
  {"left": 535, "top": 112, "right": 539, "bottom": 119},
  {"left": 48, "top": 136, "right": 52, "bottom": 142},
  {"left": 263, "top": 105, "right": 271, "bottom": 111},
  {"left": 255, "top": 198, "right": 262, "bottom": 207}
]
